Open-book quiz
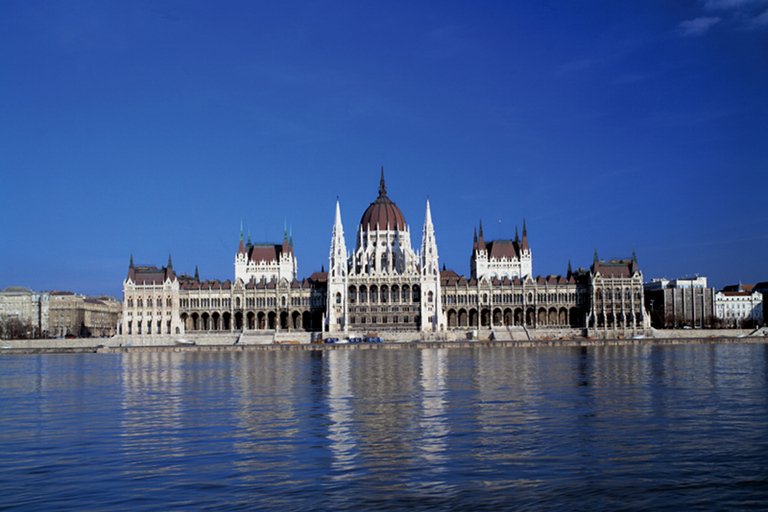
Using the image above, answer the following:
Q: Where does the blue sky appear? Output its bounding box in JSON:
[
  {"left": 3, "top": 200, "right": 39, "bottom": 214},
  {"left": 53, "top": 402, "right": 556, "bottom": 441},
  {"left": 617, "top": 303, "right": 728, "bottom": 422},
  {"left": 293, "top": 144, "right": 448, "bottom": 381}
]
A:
[{"left": 1, "top": 0, "right": 767, "bottom": 298}]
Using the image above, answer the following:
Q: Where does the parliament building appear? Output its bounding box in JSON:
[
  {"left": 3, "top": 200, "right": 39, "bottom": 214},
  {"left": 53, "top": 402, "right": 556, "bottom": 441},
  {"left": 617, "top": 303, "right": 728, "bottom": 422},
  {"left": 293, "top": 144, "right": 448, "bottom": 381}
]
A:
[{"left": 120, "top": 169, "right": 648, "bottom": 342}]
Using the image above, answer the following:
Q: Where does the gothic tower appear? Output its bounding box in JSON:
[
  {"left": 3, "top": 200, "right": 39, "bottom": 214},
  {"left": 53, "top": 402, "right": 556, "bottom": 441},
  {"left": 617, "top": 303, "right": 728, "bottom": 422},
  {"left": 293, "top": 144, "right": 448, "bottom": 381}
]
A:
[
  {"left": 419, "top": 198, "right": 444, "bottom": 331},
  {"left": 327, "top": 199, "right": 348, "bottom": 333}
]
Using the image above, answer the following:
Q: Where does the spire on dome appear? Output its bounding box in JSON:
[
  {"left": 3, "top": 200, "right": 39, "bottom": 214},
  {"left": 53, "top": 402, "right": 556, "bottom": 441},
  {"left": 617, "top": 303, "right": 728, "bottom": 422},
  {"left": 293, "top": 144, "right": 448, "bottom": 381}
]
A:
[{"left": 379, "top": 166, "right": 387, "bottom": 197}]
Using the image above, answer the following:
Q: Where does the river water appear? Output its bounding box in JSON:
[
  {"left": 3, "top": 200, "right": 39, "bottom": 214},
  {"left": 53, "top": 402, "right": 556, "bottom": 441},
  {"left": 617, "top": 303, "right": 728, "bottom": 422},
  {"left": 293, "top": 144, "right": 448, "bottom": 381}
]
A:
[{"left": 1, "top": 342, "right": 767, "bottom": 511}]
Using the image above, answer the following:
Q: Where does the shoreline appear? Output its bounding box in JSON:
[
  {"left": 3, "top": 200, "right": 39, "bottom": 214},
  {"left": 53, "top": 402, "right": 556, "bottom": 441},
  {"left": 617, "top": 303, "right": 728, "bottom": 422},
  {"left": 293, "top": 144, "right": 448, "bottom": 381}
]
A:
[{"left": 2, "top": 335, "right": 767, "bottom": 355}]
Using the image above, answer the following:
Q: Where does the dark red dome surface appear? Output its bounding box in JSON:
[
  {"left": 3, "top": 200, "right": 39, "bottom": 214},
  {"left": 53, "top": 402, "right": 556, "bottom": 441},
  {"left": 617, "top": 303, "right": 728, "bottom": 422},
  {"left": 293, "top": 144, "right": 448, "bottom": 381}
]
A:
[{"left": 359, "top": 169, "right": 407, "bottom": 232}]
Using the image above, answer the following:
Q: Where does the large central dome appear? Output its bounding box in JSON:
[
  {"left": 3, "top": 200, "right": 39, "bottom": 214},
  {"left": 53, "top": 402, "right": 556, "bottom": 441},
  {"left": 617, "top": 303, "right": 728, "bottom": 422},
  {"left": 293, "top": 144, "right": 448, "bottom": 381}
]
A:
[{"left": 359, "top": 168, "right": 407, "bottom": 232}]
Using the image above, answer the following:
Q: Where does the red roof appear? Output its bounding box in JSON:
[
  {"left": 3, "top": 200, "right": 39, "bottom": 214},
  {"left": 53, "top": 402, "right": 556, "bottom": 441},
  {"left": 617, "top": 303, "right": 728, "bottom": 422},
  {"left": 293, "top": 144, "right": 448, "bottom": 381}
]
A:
[
  {"left": 486, "top": 240, "right": 520, "bottom": 260},
  {"left": 129, "top": 265, "right": 175, "bottom": 285},
  {"left": 249, "top": 244, "right": 284, "bottom": 263}
]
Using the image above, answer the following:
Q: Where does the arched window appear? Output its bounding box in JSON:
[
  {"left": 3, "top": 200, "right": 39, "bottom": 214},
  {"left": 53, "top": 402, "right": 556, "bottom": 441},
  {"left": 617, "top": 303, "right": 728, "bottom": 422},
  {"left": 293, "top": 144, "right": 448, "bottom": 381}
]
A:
[
  {"left": 428, "top": 291, "right": 434, "bottom": 303},
  {"left": 335, "top": 292, "right": 341, "bottom": 304}
]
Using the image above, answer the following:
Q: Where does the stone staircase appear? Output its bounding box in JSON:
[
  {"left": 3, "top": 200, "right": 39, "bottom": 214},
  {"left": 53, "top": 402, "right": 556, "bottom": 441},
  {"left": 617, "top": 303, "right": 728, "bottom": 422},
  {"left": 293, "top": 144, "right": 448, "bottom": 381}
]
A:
[{"left": 490, "top": 326, "right": 531, "bottom": 341}]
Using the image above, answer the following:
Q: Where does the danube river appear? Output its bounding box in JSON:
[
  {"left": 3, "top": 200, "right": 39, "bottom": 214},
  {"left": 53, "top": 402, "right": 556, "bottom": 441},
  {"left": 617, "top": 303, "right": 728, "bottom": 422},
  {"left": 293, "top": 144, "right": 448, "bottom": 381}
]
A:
[{"left": 2, "top": 342, "right": 768, "bottom": 511}]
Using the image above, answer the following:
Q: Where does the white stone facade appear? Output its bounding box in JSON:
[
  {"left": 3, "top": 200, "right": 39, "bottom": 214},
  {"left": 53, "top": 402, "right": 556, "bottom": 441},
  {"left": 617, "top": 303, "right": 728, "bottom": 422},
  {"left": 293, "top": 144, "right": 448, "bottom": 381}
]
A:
[
  {"left": 235, "top": 229, "right": 297, "bottom": 285},
  {"left": 121, "top": 256, "right": 183, "bottom": 336},
  {"left": 471, "top": 221, "right": 532, "bottom": 281},
  {"left": 327, "top": 170, "right": 445, "bottom": 334},
  {"left": 715, "top": 290, "right": 763, "bottom": 325}
]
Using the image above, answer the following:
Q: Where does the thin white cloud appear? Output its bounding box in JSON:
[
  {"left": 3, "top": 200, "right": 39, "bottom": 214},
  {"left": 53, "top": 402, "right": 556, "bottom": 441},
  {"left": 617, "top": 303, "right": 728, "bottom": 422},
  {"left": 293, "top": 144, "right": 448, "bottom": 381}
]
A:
[
  {"left": 702, "top": 0, "right": 768, "bottom": 29},
  {"left": 679, "top": 16, "right": 721, "bottom": 36},
  {"left": 703, "top": 0, "right": 767, "bottom": 11},
  {"left": 748, "top": 7, "right": 768, "bottom": 26}
]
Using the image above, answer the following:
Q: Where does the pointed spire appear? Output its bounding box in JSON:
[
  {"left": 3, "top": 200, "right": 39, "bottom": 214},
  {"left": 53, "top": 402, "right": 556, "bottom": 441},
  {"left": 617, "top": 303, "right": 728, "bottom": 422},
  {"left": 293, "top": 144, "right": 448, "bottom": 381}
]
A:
[
  {"left": 567, "top": 260, "right": 572, "bottom": 277},
  {"left": 593, "top": 248, "right": 599, "bottom": 267},
  {"left": 521, "top": 218, "right": 529, "bottom": 251},
  {"left": 421, "top": 197, "right": 439, "bottom": 277},
  {"left": 329, "top": 199, "right": 347, "bottom": 279},
  {"left": 129, "top": 254, "right": 134, "bottom": 269},
  {"left": 630, "top": 248, "right": 639, "bottom": 274},
  {"left": 195, "top": 266, "right": 199, "bottom": 281},
  {"left": 378, "top": 166, "right": 387, "bottom": 197},
  {"left": 473, "top": 227, "right": 478, "bottom": 251},
  {"left": 238, "top": 223, "right": 246, "bottom": 255},
  {"left": 334, "top": 198, "right": 343, "bottom": 226},
  {"left": 515, "top": 225, "right": 519, "bottom": 243},
  {"left": 283, "top": 219, "right": 288, "bottom": 242},
  {"left": 424, "top": 197, "right": 433, "bottom": 227},
  {"left": 478, "top": 220, "right": 486, "bottom": 251},
  {"left": 168, "top": 254, "right": 173, "bottom": 269}
]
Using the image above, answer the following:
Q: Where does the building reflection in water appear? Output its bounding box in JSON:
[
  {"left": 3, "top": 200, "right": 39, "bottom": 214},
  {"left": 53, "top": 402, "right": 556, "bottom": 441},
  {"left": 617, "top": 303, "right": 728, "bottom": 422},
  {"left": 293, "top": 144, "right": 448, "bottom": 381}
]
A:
[
  {"left": 119, "top": 351, "right": 186, "bottom": 470},
  {"left": 418, "top": 348, "right": 449, "bottom": 475},
  {"left": 325, "top": 349, "right": 357, "bottom": 477}
]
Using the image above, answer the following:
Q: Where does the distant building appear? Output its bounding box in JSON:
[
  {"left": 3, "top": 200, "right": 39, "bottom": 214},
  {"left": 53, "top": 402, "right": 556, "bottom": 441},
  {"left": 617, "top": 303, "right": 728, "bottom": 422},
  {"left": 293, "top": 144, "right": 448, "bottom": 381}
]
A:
[
  {"left": 48, "top": 291, "right": 121, "bottom": 337},
  {"left": 0, "top": 286, "right": 49, "bottom": 337},
  {"left": 754, "top": 281, "right": 768, "bottom": 325},
  {"left": 715, "top": 283, "right": 763, "bottom": 327},
  {"left": 0, "top": 286, "right": 120, "bottom": 338},
  {"left": 644, "top": 277, "right": 715, "bottom": 328}
]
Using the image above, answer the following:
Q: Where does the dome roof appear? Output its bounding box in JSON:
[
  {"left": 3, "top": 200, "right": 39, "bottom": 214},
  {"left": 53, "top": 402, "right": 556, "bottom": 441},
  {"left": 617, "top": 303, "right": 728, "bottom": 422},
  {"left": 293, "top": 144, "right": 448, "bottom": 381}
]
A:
[{"left": 359, "top": 168, "right": 406, "bottom": 232}]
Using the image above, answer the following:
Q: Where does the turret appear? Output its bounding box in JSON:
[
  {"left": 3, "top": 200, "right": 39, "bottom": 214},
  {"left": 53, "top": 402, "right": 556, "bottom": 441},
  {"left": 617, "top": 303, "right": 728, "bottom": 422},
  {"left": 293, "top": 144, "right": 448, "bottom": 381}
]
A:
[
  {"left": 327, "top": 199, "right": 349, "bottom": 333},
  {"left": 420, "top": 198, "right": 443, "bottom": 331}
]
